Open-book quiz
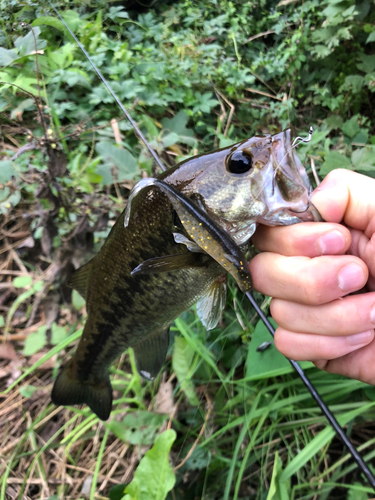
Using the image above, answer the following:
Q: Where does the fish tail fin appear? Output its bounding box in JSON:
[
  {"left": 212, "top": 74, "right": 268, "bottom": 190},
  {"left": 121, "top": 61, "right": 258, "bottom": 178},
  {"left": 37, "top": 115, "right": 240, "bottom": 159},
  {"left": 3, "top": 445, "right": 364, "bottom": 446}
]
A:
[{"left": 51, "top": 361, "right": 113, "bottom": 421}]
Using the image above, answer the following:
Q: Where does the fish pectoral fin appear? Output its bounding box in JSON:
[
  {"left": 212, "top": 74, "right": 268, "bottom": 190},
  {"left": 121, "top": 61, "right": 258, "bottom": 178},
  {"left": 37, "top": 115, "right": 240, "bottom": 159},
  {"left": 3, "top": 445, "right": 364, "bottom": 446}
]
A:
[
  {"left": 51, "top": 360, "right": 112, "bottom": 421},
  {"left": 196, "top": 277, "right": 227, "bottom": 330},
  {"left": 131, "top": 253, "right": 205, "bottom": 276},
  {"left": 125, "top": 178, "right": 252, "bottom": 293},
  {"left": 133, "top": 328, "right": 170, "bottom": 380},
  {"left": 66, "top": 258, "right": 94, "bottom": 300},
  {"left": 173, "top": 233, "right": 205, "bottom": 253}
]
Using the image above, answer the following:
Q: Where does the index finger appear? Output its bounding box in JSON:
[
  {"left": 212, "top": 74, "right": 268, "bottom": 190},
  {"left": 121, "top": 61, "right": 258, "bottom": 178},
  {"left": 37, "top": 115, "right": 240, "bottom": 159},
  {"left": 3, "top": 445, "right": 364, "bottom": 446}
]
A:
[
  {"left": 252, "top": 222, "right": 351, "bottom": 257},
  {"left": 311, "top": 169, "right": 375, "bottom": 232}
]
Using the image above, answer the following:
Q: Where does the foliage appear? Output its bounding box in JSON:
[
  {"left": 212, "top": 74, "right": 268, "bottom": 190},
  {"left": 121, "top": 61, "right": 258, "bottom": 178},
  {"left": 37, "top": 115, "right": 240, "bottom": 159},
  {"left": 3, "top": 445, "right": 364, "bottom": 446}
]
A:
[
  {"left": 1, "top": 0, "right": 375, "bottom": 499},
  {"left": 122, "top": 429, "right": 176, "bottom": 500}
]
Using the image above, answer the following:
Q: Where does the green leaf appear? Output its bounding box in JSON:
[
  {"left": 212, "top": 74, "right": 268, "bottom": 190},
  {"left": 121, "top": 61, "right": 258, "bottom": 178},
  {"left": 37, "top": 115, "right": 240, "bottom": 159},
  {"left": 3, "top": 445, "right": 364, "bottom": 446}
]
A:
[
  {"left": 108, "top": 411, "right": 168, "bottom": 445},
  {"left": 312, "top": 44, "right": 330, "bottom": 58},
  {"left": 72, "top": 289, "right": 86, "bottom": 311},
  {"left": 11, "top": 98, "right": 35, "bottom": 120},
  {"left": 62, "top": 10, "right": 82, "bottom": 32},
  {"left": 342, "top": 115, "right": 361, "bottom": 138},
  {"left": 160, "top": 132, "right": 180, "bottom": 148},
  {"left": 161, "top": 110, "right": 195, "bottom": 146},
  {"left": 96, "top": 142, "right": 139, "bottom": 181},
  {"left": 340, "top": 75, "right": 363, "bottom": 94},
  {"left": 123, "top": 429, "right": 176, "bottom": 500},
  {"left": 246, "top": 319, "right": 313, "bottom": 380},
  {"left": 351, "top": 147, "right": 375, "bottom": 172},
  {"left": 0, "top": 48, "right": 19, "bottom": 67},
  {"left": 172, "top": 336, "right": 199, "bottom": 406},
  {"left": 51, "top": 323, "right": 69, "bottom": 345},
  {"left": 14, "top": 27, "right": 46, "bottom": 57},
  {"left": 356, "top": 54, "right": 375, "bottom": 74},
  {"left": 20, "top": 384, "right": 38, "bottom": 398},
  {"left": 32, "top": 16, "right": 66, "bottom": 32},
  {"left": 141, "top": 115, "right": 159, "bottom": 139},
  {"left": 347, "top": 483, "right": 371, "bottom": 500},
  {"left": 13, "top": 276, "right": 32, "bottom": 288},
  {"left": 320, "top": 151, "right": 352, "bottom": 176},
  {"left": 366, "top": 31, "right": 375, "bottom": 44},
  {"left": 109, "top": 484, "right": 127, "bottom": 500},
  {"left": 0, "top": 315, "right": 4, "bottom": 328},
  {"left": 24, "top": 326, "right": 47, "bottom": 356},
  {"left": 32, "top": 281, "right": 43, "bottom": 292},
  {"left": 0, "top": 161, "right": 17, "bottom": 183},
  {"left": 325, "top": 115, "right": 343, "bottom": 130},
  {"left": 266, "top": 452, "right": 290, "bottom": 500}
]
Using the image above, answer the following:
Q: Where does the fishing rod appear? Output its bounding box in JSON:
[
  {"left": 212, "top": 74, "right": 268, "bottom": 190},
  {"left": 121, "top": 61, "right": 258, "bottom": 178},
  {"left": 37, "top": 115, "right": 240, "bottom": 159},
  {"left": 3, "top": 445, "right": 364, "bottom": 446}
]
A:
[{"left": 49, "top": 2, "right": 375, "bottom": 489}]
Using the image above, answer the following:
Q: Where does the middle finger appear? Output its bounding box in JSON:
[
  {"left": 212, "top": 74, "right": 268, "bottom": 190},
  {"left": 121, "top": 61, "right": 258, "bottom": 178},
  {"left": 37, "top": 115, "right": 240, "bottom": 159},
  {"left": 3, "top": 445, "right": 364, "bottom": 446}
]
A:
[{"left": 271, "top": 292, "right": 375, "bottom": 336}]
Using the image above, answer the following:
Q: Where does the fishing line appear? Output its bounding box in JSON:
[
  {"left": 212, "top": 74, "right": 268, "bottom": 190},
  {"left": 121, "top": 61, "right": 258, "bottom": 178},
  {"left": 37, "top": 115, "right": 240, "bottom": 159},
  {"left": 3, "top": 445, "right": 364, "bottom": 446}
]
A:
[
  {"left": 48, "top": 1, "right": 166, "bottom": 173},
  {"left": 49, "top": 4, "right": 375, "bottom": 489}
]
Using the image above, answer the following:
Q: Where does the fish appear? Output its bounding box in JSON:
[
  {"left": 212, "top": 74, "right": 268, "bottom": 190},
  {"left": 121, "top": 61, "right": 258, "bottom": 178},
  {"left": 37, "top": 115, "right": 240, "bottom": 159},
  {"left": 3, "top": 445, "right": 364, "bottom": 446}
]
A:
[{"left": 51, "top": 128, "right": 321, "bottom": 421}]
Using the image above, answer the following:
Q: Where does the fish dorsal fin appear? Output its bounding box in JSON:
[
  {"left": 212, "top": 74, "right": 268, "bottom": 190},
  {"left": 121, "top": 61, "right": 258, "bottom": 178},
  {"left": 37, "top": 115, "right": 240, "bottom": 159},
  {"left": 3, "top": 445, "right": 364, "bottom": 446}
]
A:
[
  {"left": 196, "top": 277, "right": 227, "bottom": 330},
  {"left": 131, "top": 253, "right": 205, "bottom": 276},
  {"left": 133, "top": 328, "right": 170, "bottom": 380},
  {"left": 66, "top": 259, "right": 94, "bottom": 300}
]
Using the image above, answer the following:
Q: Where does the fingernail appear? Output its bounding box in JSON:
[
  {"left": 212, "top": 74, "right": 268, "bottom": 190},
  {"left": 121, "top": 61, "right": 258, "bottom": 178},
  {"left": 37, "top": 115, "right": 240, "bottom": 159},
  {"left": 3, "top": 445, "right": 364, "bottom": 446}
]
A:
[
  {"left": 347, "top": 330, "right": 374, "bottom": 346},
  {"left": 338, "top": 264, "right": 365, "bottom": 292},
  {"left": 318, "top": 230, "right": 346, "bottom": 255}
]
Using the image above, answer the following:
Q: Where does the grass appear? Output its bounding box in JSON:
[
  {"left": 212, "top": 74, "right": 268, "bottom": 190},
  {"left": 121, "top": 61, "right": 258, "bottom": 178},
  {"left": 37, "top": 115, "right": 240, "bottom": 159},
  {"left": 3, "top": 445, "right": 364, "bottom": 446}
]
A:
[{"left": 1, "top": 299, "right": 375, "bottom": 498}]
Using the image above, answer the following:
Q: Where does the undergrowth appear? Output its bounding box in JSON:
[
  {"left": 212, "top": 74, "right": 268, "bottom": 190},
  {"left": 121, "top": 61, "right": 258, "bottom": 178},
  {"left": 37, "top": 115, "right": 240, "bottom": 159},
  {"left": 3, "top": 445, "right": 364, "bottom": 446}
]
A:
[{"left": 0, "top": 0, "right": 375, "bottom": 499}]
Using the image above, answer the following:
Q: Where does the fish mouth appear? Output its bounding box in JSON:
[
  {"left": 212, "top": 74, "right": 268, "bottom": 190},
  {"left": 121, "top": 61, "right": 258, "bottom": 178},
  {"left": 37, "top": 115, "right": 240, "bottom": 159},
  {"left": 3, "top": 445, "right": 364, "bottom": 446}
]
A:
[
  {"left": 260, "top": 201, "right": 323, "bottom": 226},
  {"left": 256, "top": 129, "right": 323, "bottom": 226}
]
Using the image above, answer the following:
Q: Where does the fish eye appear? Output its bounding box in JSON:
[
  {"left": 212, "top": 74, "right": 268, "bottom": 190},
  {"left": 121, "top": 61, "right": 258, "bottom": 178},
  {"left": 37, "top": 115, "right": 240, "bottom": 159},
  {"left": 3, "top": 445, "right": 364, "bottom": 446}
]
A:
[{"left": 227, "top": 151, "right": 253, "bottom": 174}]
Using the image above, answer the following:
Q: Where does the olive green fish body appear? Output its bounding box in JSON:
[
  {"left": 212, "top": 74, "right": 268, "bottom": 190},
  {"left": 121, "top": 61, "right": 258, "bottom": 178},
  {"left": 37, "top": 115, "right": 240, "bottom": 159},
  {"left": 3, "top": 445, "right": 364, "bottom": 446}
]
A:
[
  {"left": 52, "top": 191, "right": 224, "bottom": 419},
  {"left": 52, "top": 129, "right": 321, "bottom": 420}
]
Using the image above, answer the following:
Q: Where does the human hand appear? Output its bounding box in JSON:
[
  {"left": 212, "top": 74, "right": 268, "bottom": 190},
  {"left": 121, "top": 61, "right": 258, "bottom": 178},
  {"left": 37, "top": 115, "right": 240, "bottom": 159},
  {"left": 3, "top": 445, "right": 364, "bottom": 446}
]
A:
[{"left": 250, "top": 168, "right": 375, "bottom": 385}]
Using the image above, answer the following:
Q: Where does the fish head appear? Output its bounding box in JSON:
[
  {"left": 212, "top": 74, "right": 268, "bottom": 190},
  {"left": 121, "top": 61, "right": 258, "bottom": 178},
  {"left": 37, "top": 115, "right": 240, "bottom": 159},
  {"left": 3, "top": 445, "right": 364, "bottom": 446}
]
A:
[{"left": 166, "top": 129, "right": 321, "bottom": 245}]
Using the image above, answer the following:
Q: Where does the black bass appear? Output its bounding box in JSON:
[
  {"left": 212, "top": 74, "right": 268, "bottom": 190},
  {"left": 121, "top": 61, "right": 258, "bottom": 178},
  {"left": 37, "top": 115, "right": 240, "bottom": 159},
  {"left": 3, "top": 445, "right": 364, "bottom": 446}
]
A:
[{"left": 51, "top": 129, "right": 320, "bottom": 420}]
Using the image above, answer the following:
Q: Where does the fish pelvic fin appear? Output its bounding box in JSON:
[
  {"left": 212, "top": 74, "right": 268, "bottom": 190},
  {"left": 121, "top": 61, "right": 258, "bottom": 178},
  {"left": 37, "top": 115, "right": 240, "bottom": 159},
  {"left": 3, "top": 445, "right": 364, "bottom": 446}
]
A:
[
  {"left": 133, "top": 328, "right": 170, "bottom": 380},
  {"left": 51, "top": 360, "right": 112, "bottom": 421}
]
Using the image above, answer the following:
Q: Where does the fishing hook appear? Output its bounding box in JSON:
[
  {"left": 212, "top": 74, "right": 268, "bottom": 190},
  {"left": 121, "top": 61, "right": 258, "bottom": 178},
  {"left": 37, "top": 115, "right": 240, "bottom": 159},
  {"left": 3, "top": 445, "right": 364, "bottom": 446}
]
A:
[
  {"left": 49, "top": 4, "right": 375, "bottom": 490},
  {"left": 292, "top": 125, "right": 314, "bottom": 148}
]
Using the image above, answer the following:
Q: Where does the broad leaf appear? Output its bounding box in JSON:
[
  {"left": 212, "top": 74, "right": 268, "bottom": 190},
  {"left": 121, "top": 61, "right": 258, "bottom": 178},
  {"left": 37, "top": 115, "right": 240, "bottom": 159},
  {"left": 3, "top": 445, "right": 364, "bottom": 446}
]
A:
[
  {"left": 320, "top": 151, "right": 352, "bottom": 176},
  {"left": 96, "top": 142, "right": 139, "bottom": 182},
  {"left": 123, "top": 429, "right": 176, "bottom": 500},
  {"left": 109, "top": 411, "right": 168, "bottom": 445},
  {"left": 0, "top": 161, "right": 17, "bottom": 183},
  {"left": 32, "top": 16, "right": 66, "bottom": 33},
  {"left": 245, "top": 319, "right": 313, "bottom": 380},
  {"left": 24, "top": 326, "right": 47, "bottom": 356},
  {"left": 0, "top": 48, "right": 19, "bottom": 67}
]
